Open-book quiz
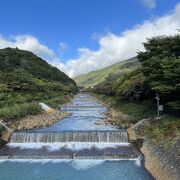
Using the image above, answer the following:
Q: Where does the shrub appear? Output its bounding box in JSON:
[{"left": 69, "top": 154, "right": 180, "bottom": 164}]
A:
[
  {"left": 0, "top": 125, "right": 4, "bottom": 134},
  {"left": 0, "top": 103, "right": 42, "bottom": 122},
  {"left": 166, "top": 101, "right": 180, "bottom": 116},
  {"left": 143, "top": 115, "right": 180, "bottom": 142}
]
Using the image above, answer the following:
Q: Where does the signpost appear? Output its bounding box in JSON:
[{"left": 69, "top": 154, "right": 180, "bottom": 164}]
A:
[{"left": 155, "top": 93, "right": 163, "bottom": 119}]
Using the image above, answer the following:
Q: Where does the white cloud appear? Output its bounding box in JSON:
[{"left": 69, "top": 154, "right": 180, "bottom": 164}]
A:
[
  {"left": 53, "top": 3, "right": 180, "bottom": 77},
  {"left": 0, "top": 3, "right": 180, "bottom": 78},
  {"left": 0, "top": 34, "right": 54, "bottom": 60},
  {"left": 59, "top": 41, "right": 69, "bottom": 53},
  {"left": 141, "top": 0, "right": 156, "bottom": 9}
]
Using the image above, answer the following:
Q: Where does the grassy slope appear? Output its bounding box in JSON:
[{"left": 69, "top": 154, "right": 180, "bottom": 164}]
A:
[
  {"left": 0, "top": 48, "right": 78, "bottom": 123},
  {"left": 74, "top": 57, "right": 139, "bottom": 88},
  {"left": 94, "top": 94, "right": 156, "bottom": 123},
  {"left": 94, "top": 94, "right": 180, "bottom": 144},
  {"left": 79, "top": 53, "right": 179, "bottom": 144}
]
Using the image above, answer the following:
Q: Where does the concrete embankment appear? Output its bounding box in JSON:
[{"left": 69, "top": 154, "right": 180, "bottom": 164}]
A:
[
  {"left": 129, "top": 118, "right": 180, "bottom": 180},
  {"left": 1, "top": 111, "right": 68, "bottom": 142},
  {"left": 141, "top": 139, "right": 180, "bottom": 180},
  {"left": 94, "top": 94, "right": 179, "bottom": 180}
]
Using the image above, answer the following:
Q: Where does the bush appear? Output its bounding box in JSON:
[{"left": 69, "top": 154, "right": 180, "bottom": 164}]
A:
[
  {"left": 45, "top": 95, "right": 72, "bottom": 108},
  {"left": 0, "top": 103, "right": 42, "bottom": 122},
  {"left": 166, "top": 101, "right": 180, "bottom": 116},
  {"left": 0, "top": 125, "right": 4, "bottom": 134},
  {"left": 113, "top": 69, "right": 147, "bottom": 101},
  {"left": 144, "top": 116, "right": 180, "bottom": 142}
]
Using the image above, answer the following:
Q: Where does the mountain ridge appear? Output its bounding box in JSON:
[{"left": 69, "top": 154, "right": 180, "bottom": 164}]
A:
[
  {"left": 74, "top": 57, "right": 140, "bottom": 88},
  {"left": 0, "top": 47, "right": 78, "bottom": 121}
]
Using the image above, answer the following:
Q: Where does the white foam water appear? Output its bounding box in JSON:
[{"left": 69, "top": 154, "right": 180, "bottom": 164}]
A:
[
  {"left": 0, "top": 159, "right": 152, "bottom": 180},
  {"left": 135, "top": 156, "right": 142, "bottom": 167},
  {"left": 10, "top": 131, "right": 128, "bottom": 143},
  {"left": 0, "top": 159, "right": 71, "bottom": 164},
  {"left": 0, "top": 159, "right": 141, "bottom": 167},
  {"left": 8, "top": 142, "right": 131, "bottom": 151},
  {"left": 71, "top": 159, "right": 105, "bottom": 170}
]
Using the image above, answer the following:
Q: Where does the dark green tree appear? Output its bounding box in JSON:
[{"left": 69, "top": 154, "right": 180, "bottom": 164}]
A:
[{"left": 138, "top": 34, "right": 180, "bottom": 115}]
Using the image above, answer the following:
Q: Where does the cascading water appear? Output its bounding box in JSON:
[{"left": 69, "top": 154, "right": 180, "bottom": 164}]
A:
[
  {"left": 10, "top": 130, "right": 128, "bottom": 143},
  {"left": 0, "top": 93, "right": 154, "bottom": 180}
]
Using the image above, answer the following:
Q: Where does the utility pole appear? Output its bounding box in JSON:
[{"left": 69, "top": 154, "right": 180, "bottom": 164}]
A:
[
  {"left": 155, "top": 93, "right": 160, "bottom": 119},
  {"left": 0, "top": 120, "right": 13, "bottom": 132}
]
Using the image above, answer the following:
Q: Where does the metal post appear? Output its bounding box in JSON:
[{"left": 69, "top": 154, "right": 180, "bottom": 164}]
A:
[
  {"left": 155, "top": 94, "right": 160, "bottom": 119},
  {"left": 0, "top": 120, "right": 13, "bottom": 132}
]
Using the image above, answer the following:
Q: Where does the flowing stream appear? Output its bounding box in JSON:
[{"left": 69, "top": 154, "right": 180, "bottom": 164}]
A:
[{"left": 0, "top": 94, "right": 154, "bottom": 179}]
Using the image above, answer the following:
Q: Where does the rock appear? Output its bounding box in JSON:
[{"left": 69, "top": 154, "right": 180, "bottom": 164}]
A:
[
  {"left": 131, "top": 118, "right": 155, "bottom": 136},
  {"left": 95, "top": 121, "right": 104, "bottom": 125}
]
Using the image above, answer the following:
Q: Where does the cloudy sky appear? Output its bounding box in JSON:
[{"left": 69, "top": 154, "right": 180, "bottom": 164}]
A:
[{"left": 0, "top": 0, "right": 180, "bottom": 77}]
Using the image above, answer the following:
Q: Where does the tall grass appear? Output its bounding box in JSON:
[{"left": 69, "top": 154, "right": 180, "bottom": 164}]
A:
[
  {"left": 0, "top": 125, "right": 4, "bottom": 133},
  {"left": 94, "top": 94, "right": 156, "bottom": 122},
  {"left": 144, "top": 115, "right": 180, "bottom": 142},
  {"left": 45, "top": 94, "right": 72, "bottom": 108},
  {"left": 94, "top": 94, "right": 180, "bottom": 143},
  {"left": 0, "top": 103, "right": 42, "bottom": 122}
]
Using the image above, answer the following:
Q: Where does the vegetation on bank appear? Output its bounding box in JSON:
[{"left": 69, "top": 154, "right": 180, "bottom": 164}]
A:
[
  {"left": 144, "top": 115, "right": 179, "bottom": 143},
  {"left": 0, "top": 48, "right": 78, "bottom": 127},
  {"left": 86, "top": 34, "right": 180, "bottom": 115},
  {"left": 0, "top": 125, "right": 5, "bottom": 147},
  {"left": 84, "top": 34, "right": 180, "bottom": 143},
  {"left": 94, "top": 94, "right": 180, "bottom": 144},
  {"left": 0, "top": 103, "right": 42, "bottom": 122},
  {"left": 93, "top": 94, "right": 156, "bottom": 125}
]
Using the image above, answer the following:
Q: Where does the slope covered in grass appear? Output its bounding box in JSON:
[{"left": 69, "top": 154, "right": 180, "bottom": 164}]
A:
[
  {"left": 74, "top": 57, "right": 139, "bottom": 88},
  {"left": 0, "top": 48, "right": 78, "bottom": 122}
]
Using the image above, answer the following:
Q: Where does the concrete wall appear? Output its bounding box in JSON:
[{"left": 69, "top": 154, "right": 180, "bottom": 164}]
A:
[{"left": 128, "top": 118, "right": 180, "bottom": 180}]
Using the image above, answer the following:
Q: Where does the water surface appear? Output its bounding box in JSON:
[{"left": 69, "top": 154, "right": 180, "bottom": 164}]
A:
[
  {"left": 0, "top": 94, "right": 154, "bottom": 179},
  {"left": 36, "top": 94, "right": 118, "bottom": 131},
  {"left": 0, "top": 160, "right": 153, "bottom": 180}
]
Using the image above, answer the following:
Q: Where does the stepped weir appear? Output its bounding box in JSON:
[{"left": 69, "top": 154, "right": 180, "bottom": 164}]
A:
[
  {"left": 0, "top": 94, "right": 155, "bottom": 180},
  {"left": 0, "top": 130, "right": 139, "bottom": 160},
  {"left": 10, "top": 130, "right": 128, "bottom": 143},
  {"left": 0, "top": 94, "right": 142, "bottom": 161}
]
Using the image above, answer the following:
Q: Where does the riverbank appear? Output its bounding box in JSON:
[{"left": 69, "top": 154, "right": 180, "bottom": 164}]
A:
[
  {"left": 128, "top": 119, "right": 180, "bottom": 180},
  {"left": 1, "top": 110, "right": 69, "bottom": 142},
  {"left": 0, "top": 91, "right": 76, "bottom": 143},
  {"left": 0, "top": 95, "right": 73, "bottom": 144},
  {"left": 141, "top": 139, "right": 180, "bottom": 180},
  {"left": 92, "top": 93, "right": 180, "bottom": 180}
]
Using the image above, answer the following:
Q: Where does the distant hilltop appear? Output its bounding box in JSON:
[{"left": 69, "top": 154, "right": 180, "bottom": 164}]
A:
[
  {"left": 0, "top": 47, "right": 77, "bottom": 91},
  {"left": 74, "top": 57, "right": 140, "bottom": 88},
  {"left": 0, "top": 47, "right": 78, "bottom": 122}
]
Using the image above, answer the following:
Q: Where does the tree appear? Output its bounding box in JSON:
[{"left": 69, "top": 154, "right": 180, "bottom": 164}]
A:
[{"left": 137, "top": 34, "right": 180, "bottom": 115}]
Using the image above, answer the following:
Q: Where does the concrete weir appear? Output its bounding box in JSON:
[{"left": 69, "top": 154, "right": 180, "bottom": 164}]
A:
[
  {"left": 10, "top": 130, "right": 128, "bottom": 143},
  {"left": 0, "top": 144, "right": 141, "bottom": 160},
  {"left": 0, "top": 95, "right": 155, "bottom": 179},
  {"left": 0, "top": 94, "right": 142, "bottom": 161},
  {"left": 0, "top": 130, "right": 142, "bottom": 160}
]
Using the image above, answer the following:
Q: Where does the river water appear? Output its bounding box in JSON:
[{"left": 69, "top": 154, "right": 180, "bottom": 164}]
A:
[{"left": 0, "top": 94, "right": 154, "bottom": 180}]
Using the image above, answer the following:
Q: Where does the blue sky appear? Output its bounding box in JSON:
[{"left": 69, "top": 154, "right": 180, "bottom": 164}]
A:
[{"left": 0, "top": 0, "right": 180, "bottom": 76}]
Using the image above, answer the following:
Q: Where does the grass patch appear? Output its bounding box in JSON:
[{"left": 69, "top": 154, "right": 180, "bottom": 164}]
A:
[
  {"left": 143, "top": 115, "right": 180, "bottom": 143},
  {"left": 94, "top": 94, "right": 156, "bottom": 123},
  {"left": 94, "top": 93, "right": 180, "bottom": 144},
  {"left": 0, "top": 125, "right": 4, "bottom": 132},
  {"left": 0, "top": 125, "right": 5, "bottom": 147},
  {"left": 0, "top": 103, "right": 42, "bottom": 122},
  {"left": 0, "top": 93, "right": 73, "bottom": 122},
  {"left": 45, "top": 94, "right": 73, "bottom": 108}
]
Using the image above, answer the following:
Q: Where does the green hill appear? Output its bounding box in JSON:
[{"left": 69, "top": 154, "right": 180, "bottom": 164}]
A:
[
  {"left": 0, "top": 48, "right": 78, "bottom": 122},
  {"left": 74, "top": 57, "right": 139, "bottom": 88}
]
